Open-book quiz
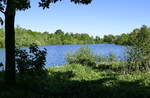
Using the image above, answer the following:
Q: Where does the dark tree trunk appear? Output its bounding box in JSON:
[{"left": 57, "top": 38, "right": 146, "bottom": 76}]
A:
[{"left": 5, "top": 1, "right": 16, "bottom": 84}]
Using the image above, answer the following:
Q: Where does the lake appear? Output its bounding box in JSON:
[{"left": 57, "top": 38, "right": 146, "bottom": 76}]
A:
[{"left": 0, "top": 44, "right": 127, "bottom": 68}]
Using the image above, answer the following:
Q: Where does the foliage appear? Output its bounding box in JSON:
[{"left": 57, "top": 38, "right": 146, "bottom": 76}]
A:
[
  {"left": 39, "top": 0, "right": 92, "bottom": 9},
  {"left": 0, "top": 64, "right": 150, "bottom": 98},
  {"left": 49, "top": 64, "right": 102, "bottom": 81},
  {"left": 65, "top": 46, "right": 97, "bottom": 67},
  {"left": 0, "top": 27, "right": 101, "bottom": 48},
  {"left": 96, "top": 52, "right": 117, "bottom": 62},
  {"left": 127, "top": 25, "right": 150, "bottom": 72},
  {"left": 100, "top": 25, "right": 150, "bottom": 46},
  {"left": 66, "top": 46, "right": 117, "bottom": 67},
  {"left": 0, "top": 25, "right": 150, "bottom": 48},
  {"left": 107, "top": 52, "right": 117, "bottom": 62},
  {"left": 95, "top": 61, "right": 127, "bottom": 73},
  {"left": 15, "top": 44, "right": 47, "bottom": 73},
  {"left": 103, "top": 34, "right": 115, "bottom": 43},
  {"left": 97, "top": 55, "right": 108, "bottom": 62}
]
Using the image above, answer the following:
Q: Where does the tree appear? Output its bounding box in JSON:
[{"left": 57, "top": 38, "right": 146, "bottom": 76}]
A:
[
  {"left": 127, "top": 25, "right": 150, "bottom": 72},
  {"left": 95, "top": 36, "right": 102, "bottom": 43},
  {"left": 103, "top": 34, "right": 115, "bottom": 43},
  {"left": 55, "top": 29, "right": 64, "bottom": 35},
  {"left": 114, "top": 33, "right": 129, "bottom": 45},
  {"left": 0, "top": 0, "right": 92, "bottom": 84}
]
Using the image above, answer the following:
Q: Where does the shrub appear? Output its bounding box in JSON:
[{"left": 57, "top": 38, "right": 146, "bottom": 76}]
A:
[
  {"left": 107, "top": 52, "right": 117, "bottom": 62},
  {"left": 127, "top": 34, "right": 150, "bottom": 72},
  {"left": 97, "top": 55, "right": 107, "bottom": 62},
  {"left": 127, "top": 45, "right": 150, "bottom": 72},
  {"left": 65, "top": 46, "right": 97, "bottom": 67},
  {"left": 15, "top": 44, "right": 47, "bottom": 73},
  {"left": 97, "top": 52, "right": 117, "bottom": 62},
  {"left": 66, "top": 46, "right": 118, "bottom": 67}
]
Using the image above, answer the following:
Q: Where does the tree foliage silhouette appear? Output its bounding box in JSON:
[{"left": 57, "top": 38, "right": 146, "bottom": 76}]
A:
[{"left": 0, "top": 0, "right": 92, "bottom": 84}]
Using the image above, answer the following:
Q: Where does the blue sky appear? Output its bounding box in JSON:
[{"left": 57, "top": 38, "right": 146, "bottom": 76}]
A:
[{"left": 15, "top": 0, "right": 150, "bottom": 37}]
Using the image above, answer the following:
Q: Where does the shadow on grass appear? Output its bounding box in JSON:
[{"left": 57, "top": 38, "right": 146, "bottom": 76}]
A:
[{"left": 0, "top": 70, "right": 150, "bottom": 98}]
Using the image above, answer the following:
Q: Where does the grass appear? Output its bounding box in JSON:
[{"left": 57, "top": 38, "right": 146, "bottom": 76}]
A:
[
  {"left": 0, "top": 63, "right": 150, "bottom": 98},
  {"left": 48, "top": 64, "right": 102, "bottom": 81}
]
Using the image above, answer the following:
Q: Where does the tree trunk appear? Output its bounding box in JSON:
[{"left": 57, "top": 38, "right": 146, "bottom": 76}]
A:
[{"left": 5, "top": 1, "right": 16, "bottom": 84}]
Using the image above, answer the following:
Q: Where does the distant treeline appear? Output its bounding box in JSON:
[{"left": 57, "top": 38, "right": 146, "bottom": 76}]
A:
[
  {"left": 103, "top": 25, "right": 150, "bottom": 46},
  {"left": 0, "top": 25, "right": 149, "bottom": 48}
]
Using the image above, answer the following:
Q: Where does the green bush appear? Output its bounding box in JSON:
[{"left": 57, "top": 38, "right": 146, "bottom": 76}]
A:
[
  {"left": 15, "top": 44, "right": 47, "bottom": 73},
  {"left": 127, "top": 26, "right": 150, "bottom": 72},
  {"left": 107, "top": 52, "right": 117, "bottom": 62},
  {"left": 127, "top": 44, "right": 150, "bottom": 72},
  {"left": 97, "top": 52, "right": 117, "bottom": 62},
  {"left": 66, "top": 46, "right": 117, "bottom": 67},
  {"left": 65, "top": 46, "right": 97, "bottom": 67},
  {"left": 97, "top": 55, "right": 107, "bottom": 62}
]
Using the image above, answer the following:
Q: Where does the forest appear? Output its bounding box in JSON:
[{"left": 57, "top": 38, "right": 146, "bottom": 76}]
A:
[{"left": 0, "top": 25, "right": 149, "bottom": 48}]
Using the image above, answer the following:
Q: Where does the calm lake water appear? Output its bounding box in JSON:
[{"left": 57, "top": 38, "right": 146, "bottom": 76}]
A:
[{"left": 0, "top": 44, "right": 127, "bottom": 68}]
